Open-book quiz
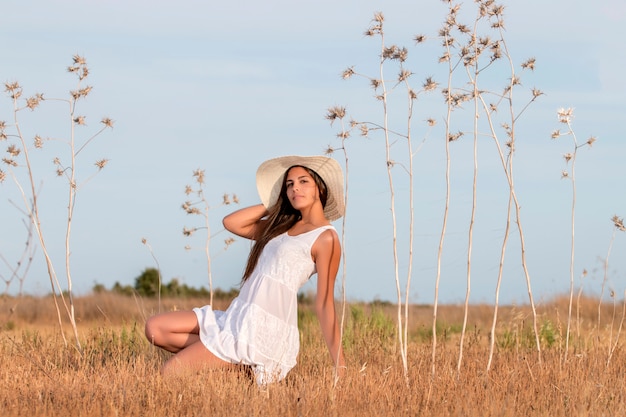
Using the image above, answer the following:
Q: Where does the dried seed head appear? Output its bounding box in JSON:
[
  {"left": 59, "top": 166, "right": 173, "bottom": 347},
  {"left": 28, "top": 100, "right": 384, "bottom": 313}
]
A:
[
  {"left": 73, "top": 54, "right": 87, "bottom": 65},
  {"left": 94, "top": 159, "right": 109, "bottom": 169},
  {"left": 491, "top": 4, "right": 505, "bottom": 16},
  {"left": 561, "top": 170, "right": 569, "bottom": 179},
  {"left": 557, "top": 107, "right": 574, "bottom": 123},
  {"left": 563, "top": 153, "right": 573, "bottom": 163},
  {"left": 184, "top": 185, "right": 193, "bottom": 195},
  {"left": 77, "top": 86, "right": 92, "bottom": 98},
  {"left": 224, "top": 237, "right": 236, "bottom": 249},
  {"left": 364, "top": 28, "right": 377, "bottom": 37},
  {"left": 438, "top": 52, "right": 450, "bottom": 63},
  {"left": 370, "top": 79, "right": 381, "bottom": 89},
  {"left": 427, "top": 118, "right": 437, "bottom": 127},
  {"left": 325, "top": 106, "right": 346, "bottom": 124},
  {"left": 4, "top": 82, "right": 22, "bottom": 100},
  {"left": 34, "top": 135, "right": 44, "bottom": 148},
  {"left": 551, "top": 130, "right": 561, "bottom": 139},
  {"left": 74, "top": 116, "right": 86, "bottom": 125},
  {"left": 223, "top": 193, "right": 231, "bottom": 205},
  {"left": 7, "top": 144, "right": 20, "bottom": 157},
  {"left": 101, "top": 117, "right": 114, "bottom": 128},
  {"left": 448, "top": 131, "right": 463, "bottom": 142},
  {"left": 532, "top": 88, "right": 543, "bottom": 98},
  {"left": 521, "top": 57, "right": 536, "bottom": 71},
  {"left": 398, "top": 69, "right": 412, "bottom": 82},
  {"left": 324, "top": 145, "right": 334, "bottom": 155},
  {"left": 359, "top": 124, "right": 369, "bottom": 136},
  {"left": 183, "top": 227, "right": 196, "bottom": 237},
  {"left": 192, "top": 169, "right": 205, "bottom": 184},
  {"left": 26, "top": 93, "right": 44, "bottom": 110},
  {"left": 586, "top": 136, "right": 597, "bottom": 147},
  {"left": 457, "top": 24, "right": 470, "bottom": 34},
  {"left": 611, "top": 215, "right": 626, "bottom": 232},
  {"left": 0, "top": 169, "right": 5, "bottom": 183},
  {"left": 423, "top": 76, "right": 438, "bottom": 92},
  {"left": 341, "top": 67, "right": 355, "bottom": 80},
  {"left": 2, "top": 157, "right": 17, "bottom": 167},
  {"left": 414, "top": 34, "right": 426, "bottom": 44},
  {"left": 232, "top": 194, "right": 239, "bottom": 204},
  {"left": 491, "top": 19, "right": 505, "bottom": 29}
]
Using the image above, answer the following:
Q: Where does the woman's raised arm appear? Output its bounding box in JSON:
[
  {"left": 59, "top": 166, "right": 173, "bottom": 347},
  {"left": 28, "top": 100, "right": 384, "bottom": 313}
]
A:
[{"left": 222, "top": 204, "right": 268, "bottom": 240}]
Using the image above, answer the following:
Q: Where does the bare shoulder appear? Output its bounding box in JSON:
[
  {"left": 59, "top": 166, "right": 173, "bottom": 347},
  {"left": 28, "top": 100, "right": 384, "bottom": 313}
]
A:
[{"left": 312, "top": 228, "right": 341, "bottom": 255}]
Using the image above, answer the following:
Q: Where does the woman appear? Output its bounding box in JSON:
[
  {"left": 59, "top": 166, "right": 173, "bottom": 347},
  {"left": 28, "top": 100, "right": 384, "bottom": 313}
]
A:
[{"left": 145, "top": 155, "right": 346, "bottom": 384}]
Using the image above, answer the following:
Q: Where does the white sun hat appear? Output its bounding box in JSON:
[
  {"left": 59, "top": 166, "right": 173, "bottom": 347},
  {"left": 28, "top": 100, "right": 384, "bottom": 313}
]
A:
[{"left": 256, "top": 155, "right": 345, "bottom": 221}]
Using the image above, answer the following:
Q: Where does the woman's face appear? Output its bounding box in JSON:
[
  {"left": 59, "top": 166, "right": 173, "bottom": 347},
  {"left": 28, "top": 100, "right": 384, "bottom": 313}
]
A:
[{"left": 284, "top": 166, "right": 320, "bottom": 212}]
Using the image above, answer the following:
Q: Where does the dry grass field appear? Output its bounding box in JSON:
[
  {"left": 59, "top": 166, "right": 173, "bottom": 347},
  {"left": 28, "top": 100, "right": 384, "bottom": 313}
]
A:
[{"left": 1, "top": 292, "right": 624, "bottom": 416}]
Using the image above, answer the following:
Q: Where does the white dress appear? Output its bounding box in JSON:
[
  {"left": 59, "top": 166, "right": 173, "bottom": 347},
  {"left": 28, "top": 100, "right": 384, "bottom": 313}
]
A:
[{"left": 193, "top": 225, "right": 335, "bottom": 385}]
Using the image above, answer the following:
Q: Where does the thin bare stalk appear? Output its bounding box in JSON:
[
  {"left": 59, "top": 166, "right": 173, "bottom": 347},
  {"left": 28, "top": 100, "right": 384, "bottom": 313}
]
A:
[
  {"left": 432, "top": 15, "right": 455, "bottom": 379},
  {"left": 607, "top": 289, "right": 626, "bottom": 367},
  {"left": 323, "top": 106, "right": 350, "bottom": 387},
  {"left": 141, "top": 238, "right": 163, "bottom": 313},
  {"left": 497, "top": 24, "right": 542, "bottom": 365}
]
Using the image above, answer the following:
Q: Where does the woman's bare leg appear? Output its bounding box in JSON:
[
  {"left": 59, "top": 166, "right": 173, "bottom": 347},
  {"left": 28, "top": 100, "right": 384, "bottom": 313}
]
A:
[
  {"left": 145, "top": 310, "right": 201, "bottom": 352},
  {"left": 162, "top": 339, "right": 232, "bottom": 376},
  {"left": 145, "top": 310, "right": 234, "bottom": 376}
]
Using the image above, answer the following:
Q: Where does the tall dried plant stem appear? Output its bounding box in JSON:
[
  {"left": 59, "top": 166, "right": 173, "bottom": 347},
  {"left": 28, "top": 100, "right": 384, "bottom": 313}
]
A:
[
  {"left": 500, "top": 35, "right": 542, "bottom": 365},
  {"left": 9, "top": 133, "right": 70, "bottom": 347},
  {"left": 378, "top": 37, "right": 409, "bottom": 383},
  {"left": 554, "top": 114, "right": 595, "bottom": 351},
  {"left": 458, "top": 63, "right": 480, "bottom": 376},
  {"left": 432, "top": 12, "right": 456, "bottom": 379},
  {"left": 599, "top": 227, "right": 617, "bottom": 340},
  {"left": 562, "top": 122, "right": 580, "bottom": 362},
  {"left": 141, "top": 238, "right": 163, "bottom": 313},
  {"left": 402, "top": 73, "right": 415, "bottom": 381},
  {"left": 325, "top": 112, "right": 350, "bottom": 387},
  {"left": 196, "top": 187, "right": 214, "bottom": 306},
  {"left": 64, "top": 91, "right": 82, "bottom": 352},
  {"left": 607, "top": 290, "right": 626, "bottom": 367},
  {"left": 476, "top": 92, "right": 542, "bottom": 368}
]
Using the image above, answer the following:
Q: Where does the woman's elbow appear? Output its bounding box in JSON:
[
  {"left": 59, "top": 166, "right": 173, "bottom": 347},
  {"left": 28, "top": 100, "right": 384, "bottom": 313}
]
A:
[
  {"left": 315, "top": 299, "right": 334, "bottom": 320},
  {"left": 222, "top": 214, "right": 233, "bottom": 231}
]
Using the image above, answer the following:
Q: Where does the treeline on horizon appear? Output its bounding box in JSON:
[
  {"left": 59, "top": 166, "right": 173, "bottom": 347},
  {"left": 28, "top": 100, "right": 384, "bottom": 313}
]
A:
[{"left": 91, "top": 267, "right": 240, "bottom": 300}]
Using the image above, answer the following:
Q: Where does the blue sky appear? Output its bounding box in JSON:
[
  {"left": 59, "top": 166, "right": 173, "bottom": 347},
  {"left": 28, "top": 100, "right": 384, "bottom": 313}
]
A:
[{"left": 1, "top": 0, "right": 625, "bottom": 305}]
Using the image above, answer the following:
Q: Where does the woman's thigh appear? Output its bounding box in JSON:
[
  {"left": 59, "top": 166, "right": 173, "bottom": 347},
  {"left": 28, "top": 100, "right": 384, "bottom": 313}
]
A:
[{"left": 145, "top": 310, "right": 200, "bottom": 351}]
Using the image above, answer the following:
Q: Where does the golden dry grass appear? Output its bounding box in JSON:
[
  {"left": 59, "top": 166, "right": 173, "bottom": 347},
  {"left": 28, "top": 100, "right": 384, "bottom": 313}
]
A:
[{"left": 1, "top": 293, "right": 625, "bottom": 416}]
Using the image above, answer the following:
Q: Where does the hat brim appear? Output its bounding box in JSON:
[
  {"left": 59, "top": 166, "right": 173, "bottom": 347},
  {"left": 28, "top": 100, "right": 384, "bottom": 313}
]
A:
[{"left": 256, "top": 155, "right": 345, "bottom": 221}]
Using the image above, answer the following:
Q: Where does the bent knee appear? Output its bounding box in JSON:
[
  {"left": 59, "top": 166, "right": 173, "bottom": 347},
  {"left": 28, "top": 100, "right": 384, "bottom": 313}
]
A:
[{"left": 144, "top": 316, "right": 160, "bottom": 344}]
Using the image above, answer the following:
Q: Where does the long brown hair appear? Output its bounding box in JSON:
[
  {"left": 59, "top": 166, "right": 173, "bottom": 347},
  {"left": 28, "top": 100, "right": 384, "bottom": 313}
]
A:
[{"left": 241, "top": 165, "right": 328, "bottom": 282}]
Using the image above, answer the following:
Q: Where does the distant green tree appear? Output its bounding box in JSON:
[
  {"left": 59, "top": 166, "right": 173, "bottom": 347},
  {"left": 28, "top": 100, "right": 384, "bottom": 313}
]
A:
[
  {"left": 134, "top": 267, "right": 160, "bottom": 297},
  {"left": 112, "top": 281, "right": 134, "bottom": 296}
]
